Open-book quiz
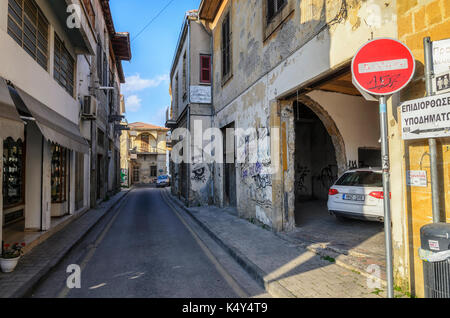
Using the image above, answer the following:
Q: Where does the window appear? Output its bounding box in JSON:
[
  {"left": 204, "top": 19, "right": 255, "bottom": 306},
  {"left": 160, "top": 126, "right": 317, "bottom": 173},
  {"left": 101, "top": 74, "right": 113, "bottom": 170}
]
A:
[
  {"left": 200, "top": 55, "right": 211, "bottom": 84},
  {"left": 335, "top": 171, "right": 383, "bottom": 188},
  {"left": 182, "top": 52, "right": 187, "bottom": 100},
  {"left": 7, "top": 0, "right": 49, "bottom": 70},
  {"left": 96, "top": 37, "right": 102, "bottom": 81},
  {"left": 54, "top": 33, "right": 75, "bottom": 96},
  {"left": 102, "top": 51, "right": 108, "bottom": 96},
  {"left": 51, "top": 145, "right": 67, "bottom": 203},
  {"left": 221, "top": 12, "right": 232, "bottom": 82},
  {"left": 141, "top": 134, "right": 149, "bottom": 152},
  {"left": 3, "top": 138, "right": 25, "bottom": 208},
  {"left": 267, "top": 0, "right": 287, "bottom": 22},
  {"left": 174, "top": 74, "right": 179, "bottom": 113},
  {"left": 151, "top": 166, "right": 157, "bottom": 178},
  {"left": 133, "top": 166, "right": 140, "bottom": 183},
  {"left": 97, "top": 129, "right": 105, "bottom": 148},
  {"left": 81, "top": 0, "right": 95, "bottom": 28}
]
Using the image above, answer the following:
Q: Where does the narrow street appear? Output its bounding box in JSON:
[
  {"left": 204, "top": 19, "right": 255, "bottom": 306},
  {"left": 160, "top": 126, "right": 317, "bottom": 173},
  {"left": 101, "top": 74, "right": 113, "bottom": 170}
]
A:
[{"left": 29, "top": 187, "right": 266, "bottom": 298}]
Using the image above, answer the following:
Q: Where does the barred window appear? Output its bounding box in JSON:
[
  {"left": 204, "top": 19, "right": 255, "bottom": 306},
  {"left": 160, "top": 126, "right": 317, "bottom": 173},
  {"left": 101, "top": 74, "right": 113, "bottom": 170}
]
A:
[
  {"left": 221, "top": 12, "right": 232, "bottom": 81},
  {"left": 267, "top": 0, "right": 287, "bottom": 22},
  {"left": 7, "top": 0, "right": 49, "bottom": 70},
  {"left": 54, "top": 33, "right": 75, "bottom": 96},
  {"left": 81, "top": 0, "right": 95, "bottom": 28}
]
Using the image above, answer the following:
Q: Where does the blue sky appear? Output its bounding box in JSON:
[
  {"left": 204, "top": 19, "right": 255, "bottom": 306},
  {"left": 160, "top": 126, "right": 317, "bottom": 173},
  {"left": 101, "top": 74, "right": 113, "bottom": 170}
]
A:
[{"left": 110, "top": 0, "right": 201, "bottom": 127}]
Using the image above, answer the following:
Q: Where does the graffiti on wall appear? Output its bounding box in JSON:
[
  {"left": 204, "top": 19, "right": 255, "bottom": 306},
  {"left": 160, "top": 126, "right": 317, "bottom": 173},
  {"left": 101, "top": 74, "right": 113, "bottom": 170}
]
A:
[
  {"left": 295, "top": 165, "right": 310, "bottom": 194},
  {"left": 239, "top": 127, "right": 273, "bottom": 216},
  {"left": 191, "top": 163, "right": 211, "bottom": 192},
  {"left": 318, "top": 164, "right": 338, "bottom": 190}
]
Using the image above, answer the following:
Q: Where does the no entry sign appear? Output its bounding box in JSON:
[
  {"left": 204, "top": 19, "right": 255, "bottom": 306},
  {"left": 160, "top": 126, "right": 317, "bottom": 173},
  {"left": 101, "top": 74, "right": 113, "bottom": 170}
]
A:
[{"left": 352, "top": 38, "right": 416, "bottom": 96}]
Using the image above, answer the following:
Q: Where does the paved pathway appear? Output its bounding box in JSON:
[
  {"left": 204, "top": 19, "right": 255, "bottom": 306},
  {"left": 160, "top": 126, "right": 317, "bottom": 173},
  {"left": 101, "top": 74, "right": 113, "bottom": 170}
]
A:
[{"left": 163, "top": 189, "right": 407, "bottom": 298}]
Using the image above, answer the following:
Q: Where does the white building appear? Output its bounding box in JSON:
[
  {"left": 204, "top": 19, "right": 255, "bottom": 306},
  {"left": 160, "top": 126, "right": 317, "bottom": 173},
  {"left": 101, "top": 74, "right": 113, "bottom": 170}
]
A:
[{"left": 0, "top": 0, "right": 130, "bottom": 253}]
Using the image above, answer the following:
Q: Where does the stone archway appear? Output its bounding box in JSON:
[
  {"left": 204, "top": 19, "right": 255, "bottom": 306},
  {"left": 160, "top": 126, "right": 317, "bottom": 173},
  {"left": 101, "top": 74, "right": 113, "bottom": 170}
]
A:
[{"left": 297, "top": 94, "right": 347, "bottom": 175}]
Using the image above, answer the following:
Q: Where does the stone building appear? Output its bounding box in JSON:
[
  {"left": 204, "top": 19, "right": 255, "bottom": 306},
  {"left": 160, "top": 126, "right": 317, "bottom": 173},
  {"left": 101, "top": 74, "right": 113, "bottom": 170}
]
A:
[
  {"left": 194, "top": 0, "right": 450, "bottom": 298},
  {"left": 198, "top": 0, "right": 394, "bottom": 229},
  {"left": 167, "top": 10, "right": 214, "bottom": 206},
  {"left": 390, "top": 0, "right": 450, "bottom": 298},
  {"left": 123, "top": 122, "right": 169, "bottom": 186},
  {"left": 0, "top": 0, "right": 129, "bottom": 253}
]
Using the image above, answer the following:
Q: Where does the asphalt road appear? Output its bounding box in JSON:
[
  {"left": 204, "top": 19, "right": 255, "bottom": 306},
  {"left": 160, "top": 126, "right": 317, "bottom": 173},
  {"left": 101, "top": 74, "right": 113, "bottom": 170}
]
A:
[{"left": 30, "top": 187, "right": 267, "bottom": 298}]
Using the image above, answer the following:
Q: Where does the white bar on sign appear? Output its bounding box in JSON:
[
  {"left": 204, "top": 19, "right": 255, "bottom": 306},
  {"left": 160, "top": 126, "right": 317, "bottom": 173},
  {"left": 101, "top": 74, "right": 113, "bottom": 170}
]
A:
[{"left": 358, "top": 59, "right": 408, "bottom": 74}]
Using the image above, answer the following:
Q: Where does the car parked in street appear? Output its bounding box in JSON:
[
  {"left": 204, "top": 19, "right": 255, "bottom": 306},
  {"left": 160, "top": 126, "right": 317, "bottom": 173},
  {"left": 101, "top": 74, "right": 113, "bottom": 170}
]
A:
[
  {"left": 156, "top": 175, "right": 170, "bottom": 188},
  {"left": 327, "top": 168, "right": 386, "bottom": 222}
]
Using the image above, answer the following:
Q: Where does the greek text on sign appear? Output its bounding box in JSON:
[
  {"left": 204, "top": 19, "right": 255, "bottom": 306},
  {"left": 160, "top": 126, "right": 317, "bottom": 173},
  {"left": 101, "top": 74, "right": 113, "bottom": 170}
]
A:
[
  {"left": 406, "top": 170, "right": 427, "bottom": 188},
  {"left": 401, "top": 92, "right": 450, "bottom": 140}
]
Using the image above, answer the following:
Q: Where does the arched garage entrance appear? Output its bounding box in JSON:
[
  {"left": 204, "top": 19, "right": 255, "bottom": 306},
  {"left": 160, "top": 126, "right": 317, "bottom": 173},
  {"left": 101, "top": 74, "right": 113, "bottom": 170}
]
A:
[{"left": 293, "top": 97, "right": 346, "bottom": 226}]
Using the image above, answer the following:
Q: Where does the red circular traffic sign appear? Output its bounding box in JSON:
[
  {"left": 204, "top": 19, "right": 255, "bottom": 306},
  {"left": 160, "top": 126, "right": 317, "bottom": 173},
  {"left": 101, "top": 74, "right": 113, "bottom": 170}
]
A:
[{"left": 352, "top": 38, "right": 415, "bottom": 96}]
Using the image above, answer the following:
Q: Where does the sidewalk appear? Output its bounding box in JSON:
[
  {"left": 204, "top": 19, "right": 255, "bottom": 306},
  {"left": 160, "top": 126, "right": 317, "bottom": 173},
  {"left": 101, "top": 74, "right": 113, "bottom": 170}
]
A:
[
  {"left": 162, "top": 188, "right": 403, "bottom": 298},
  {"left": 0, "top": 189, "right": 131, "bottom": 298}
]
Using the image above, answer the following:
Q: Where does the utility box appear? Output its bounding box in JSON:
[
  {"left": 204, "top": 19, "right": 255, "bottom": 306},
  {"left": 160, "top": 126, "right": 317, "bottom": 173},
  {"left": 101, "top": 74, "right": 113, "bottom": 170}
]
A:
[{"left": 419, "top": 223, "right": 450, "bottom": 298}]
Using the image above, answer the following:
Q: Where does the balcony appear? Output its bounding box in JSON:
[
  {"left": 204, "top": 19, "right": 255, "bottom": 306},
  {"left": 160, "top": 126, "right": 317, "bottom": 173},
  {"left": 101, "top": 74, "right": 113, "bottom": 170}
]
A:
[{"left": 137, "top": 147, "right": 159, "bottom": 155}]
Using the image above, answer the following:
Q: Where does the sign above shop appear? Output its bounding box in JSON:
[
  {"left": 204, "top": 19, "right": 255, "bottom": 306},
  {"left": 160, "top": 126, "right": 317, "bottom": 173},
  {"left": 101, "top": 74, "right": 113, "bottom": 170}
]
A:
[
  {"left": 401, "top": 92, "right": 450, "bottom": 140},
  {"left": 352, "top": 38, "right": 416, "bottom": 96}
]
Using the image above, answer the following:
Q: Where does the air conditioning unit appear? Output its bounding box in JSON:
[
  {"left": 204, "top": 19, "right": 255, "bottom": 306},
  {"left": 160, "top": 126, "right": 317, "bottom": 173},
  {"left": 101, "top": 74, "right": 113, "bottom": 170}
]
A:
[{"left": 82, "top": 95, "right": 97, "bottom": 120}]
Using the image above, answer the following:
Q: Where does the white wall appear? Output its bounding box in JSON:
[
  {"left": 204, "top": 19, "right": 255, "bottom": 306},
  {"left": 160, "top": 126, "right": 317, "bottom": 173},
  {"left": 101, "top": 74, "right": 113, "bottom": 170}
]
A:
[
  {"left": 306, "top": 90, "right": 380, "bottom": 163},
  {"left": 0, "top": 0, "right": 81, "bottom": 124}
]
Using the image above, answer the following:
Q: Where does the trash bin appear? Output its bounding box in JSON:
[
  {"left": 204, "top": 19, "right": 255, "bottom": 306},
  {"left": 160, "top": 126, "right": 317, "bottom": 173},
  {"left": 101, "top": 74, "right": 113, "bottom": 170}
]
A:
[{"left": 419, "top": 223, "right": 450, "bottom": 298}]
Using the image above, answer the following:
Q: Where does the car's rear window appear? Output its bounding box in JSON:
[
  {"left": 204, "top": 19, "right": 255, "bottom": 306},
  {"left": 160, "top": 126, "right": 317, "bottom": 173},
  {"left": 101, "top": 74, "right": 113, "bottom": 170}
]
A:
[
  {"left": 158, "top": 176, "right": 168, "bottom": 180},
  {"left": 335, "top": 171, "right": 382, "bottom": 187}
]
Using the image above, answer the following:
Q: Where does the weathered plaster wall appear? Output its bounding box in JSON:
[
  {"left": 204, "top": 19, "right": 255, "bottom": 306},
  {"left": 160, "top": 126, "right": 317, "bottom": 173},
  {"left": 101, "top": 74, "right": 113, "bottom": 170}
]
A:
[{"left": 208, "top": 0, "right": 396, "bottom": 230}]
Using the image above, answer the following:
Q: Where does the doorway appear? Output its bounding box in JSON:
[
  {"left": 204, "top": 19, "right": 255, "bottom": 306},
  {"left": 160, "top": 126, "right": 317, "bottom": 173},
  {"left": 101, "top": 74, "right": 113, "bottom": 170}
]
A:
[
  {"left": 222, "top": 122, "right": 236, "bottom": 207},
  {"left": 294, "top": 101, "right": 338, "bottom": 225}
]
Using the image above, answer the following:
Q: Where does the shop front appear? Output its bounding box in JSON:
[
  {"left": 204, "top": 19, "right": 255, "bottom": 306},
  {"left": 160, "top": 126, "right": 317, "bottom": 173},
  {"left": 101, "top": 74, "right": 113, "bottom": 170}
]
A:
[{"left": 0, "top": 77, "right": 89, "bottom": 251}]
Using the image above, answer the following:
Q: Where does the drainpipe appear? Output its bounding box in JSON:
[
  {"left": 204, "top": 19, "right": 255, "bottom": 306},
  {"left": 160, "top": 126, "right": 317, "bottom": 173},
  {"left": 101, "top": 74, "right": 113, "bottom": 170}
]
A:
[
  {"left": 187, "top": 18, "right": 192, "bottom": 207},
  {"left": 40, "top": 135, "right": 44, "bottom": 231},
  {"left": 209, "top": 23, "right": 215, "bottom": 205}
]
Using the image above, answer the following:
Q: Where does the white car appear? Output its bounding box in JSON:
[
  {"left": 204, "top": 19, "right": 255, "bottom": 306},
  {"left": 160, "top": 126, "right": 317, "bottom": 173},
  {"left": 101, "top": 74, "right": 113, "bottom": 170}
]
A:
[{"left": 327, "top": 168, "right": 386, "bottom": 222}]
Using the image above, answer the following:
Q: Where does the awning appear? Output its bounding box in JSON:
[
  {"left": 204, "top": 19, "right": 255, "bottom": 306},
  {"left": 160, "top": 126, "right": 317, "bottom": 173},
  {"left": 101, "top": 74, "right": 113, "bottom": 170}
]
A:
[
  {"left": 0, "top": 77, "right": 24, "bottom": 141},
  {"left": 13, "top": 87, "right": 89, "bottom": 154}
]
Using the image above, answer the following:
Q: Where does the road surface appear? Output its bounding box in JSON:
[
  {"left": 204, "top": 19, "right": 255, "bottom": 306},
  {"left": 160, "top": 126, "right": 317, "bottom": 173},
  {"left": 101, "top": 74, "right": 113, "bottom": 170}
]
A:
[{"left": 30, "top": 187, "right": 267, "bottom": 298}]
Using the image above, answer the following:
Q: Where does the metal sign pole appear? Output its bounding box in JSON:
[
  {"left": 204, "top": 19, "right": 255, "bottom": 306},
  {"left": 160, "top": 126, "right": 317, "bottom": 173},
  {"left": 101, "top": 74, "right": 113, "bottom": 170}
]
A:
[
  {"left": 424, "top": 37, "right": 441, "bottom": 224},
  {"left": 380, "top": 95, "right": 394, "bottom": 298}
]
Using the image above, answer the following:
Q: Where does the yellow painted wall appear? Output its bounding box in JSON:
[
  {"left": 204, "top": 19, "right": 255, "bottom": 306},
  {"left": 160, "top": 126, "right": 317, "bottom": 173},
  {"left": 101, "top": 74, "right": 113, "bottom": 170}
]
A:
[{"left": 397, "top": 0, "right": 450, "bottom": 297}]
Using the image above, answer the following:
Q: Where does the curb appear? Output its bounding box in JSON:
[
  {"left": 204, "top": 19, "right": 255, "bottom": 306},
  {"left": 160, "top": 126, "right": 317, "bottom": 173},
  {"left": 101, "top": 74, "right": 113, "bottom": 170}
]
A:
[
  {"left": 161, "top": 189, "right": 295, "bottom": 298},
  {"left": 274, "top": 233, "right": 388, "bottom": 288},
  {"left": 11, "top": 189, "right": 132, "bottom": 298}
]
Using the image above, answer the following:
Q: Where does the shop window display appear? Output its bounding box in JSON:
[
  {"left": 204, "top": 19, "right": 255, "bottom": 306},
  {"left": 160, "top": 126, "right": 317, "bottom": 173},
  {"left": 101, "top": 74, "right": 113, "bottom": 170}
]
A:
[{"left": 51, "top": 145, "right": 67, "bottom": 203}]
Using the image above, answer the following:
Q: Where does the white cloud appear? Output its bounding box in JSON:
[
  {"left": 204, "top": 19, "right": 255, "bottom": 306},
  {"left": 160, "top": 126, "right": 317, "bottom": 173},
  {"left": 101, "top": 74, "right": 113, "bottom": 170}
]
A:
[
  {"left": 122, "top": 74, "right": 169, "bottom": 93},
  {"left": 125, "top": 95, "right": 142, "bottom": 112}
]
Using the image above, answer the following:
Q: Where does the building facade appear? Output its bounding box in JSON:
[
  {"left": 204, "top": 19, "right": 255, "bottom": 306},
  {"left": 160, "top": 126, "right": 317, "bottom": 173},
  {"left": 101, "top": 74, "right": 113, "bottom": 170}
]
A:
[
  {"left": 391, "top": 0, "right": 450, "bottom": 298},
  {"left": 121, "top": 122, "right": 169, "bottom": 186},
  {"left": 167, "top": 10, "right": 214, "bottom": 206},
  {"left": 0, "top": 0, "right": 129, "bottom": 254}
]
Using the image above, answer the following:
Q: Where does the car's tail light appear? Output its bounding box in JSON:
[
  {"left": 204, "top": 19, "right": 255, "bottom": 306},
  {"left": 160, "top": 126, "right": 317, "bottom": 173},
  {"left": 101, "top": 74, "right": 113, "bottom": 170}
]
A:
[
  {"left": 329, "top": 189, "right": 339, "bottom": 196},
  {"left": 369, "top": 191, "right": 391, "bottom": 199}
]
